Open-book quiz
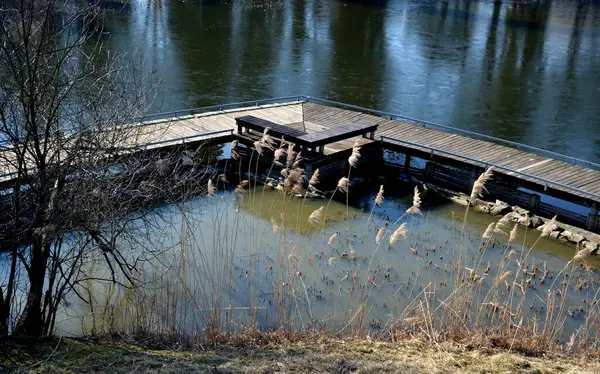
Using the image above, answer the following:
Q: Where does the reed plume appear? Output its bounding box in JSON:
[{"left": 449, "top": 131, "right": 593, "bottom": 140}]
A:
[
  {"left": 572, "top": 248, "right": 590, "bottom": 263},
  {"left": 348, "top": 140, "right": 361, "bottom": 168},
  {"left": 482, "top": 222, "right": 495, "bottom": 240},
  {"left": 253, "top": 140, "right": 264, "bottom": 156},
  {"left": 374, "top": 185, "right": 384, "bottom": 207},
  {"left": 328, "top": 233, "right": 337, "bottom": 246},
  {"left": 375, "top": 227, "right": 385, "bottom": 244},
  {"left": 207, "top": 179, "right": 216, "bottom": 197},
  {"left": 308, "top": 169, "right": 320, "bottom": 192},
  {"left": 260, "top": 128, "right": 276, "bottom": 150},
  {"left": 390, "top": 223, "right": 407, "bottom": 245},
  {"left": 292, "top": 152, "right": 303, "bottom": 169},
  {"left": 284, "top": 169, "right": 304, "bottom": 193},
  {"left": 286, "top": 143, "right": 296, "bottom": 169},
  {"left": 470, "top": 167, "right": 494, "bottom": 202},
  {"left": 494, "top": 213, "right": 512, "bottom": 235},
  {"left": 230, "top": 140, "right": 239, "bottom": 160},
  {"left": 337, "top": 177, "right": 350, "bottom": 193},
  {"left": 495, "top": 271, "right": 512, "bottom": 286},
  {"left": 234, "top": 183, "right": 247, "bottom": 196},
  {"left": 309, "top": 206, "right": 324, "bottom": 225},
  {"left": 509, "top": 223, "right": 519, "bottom": 243},
  {"left": 541, "top": 215, "right": 557, "bottom": 238},
  {"left": 406, "top": 186, "right": 422, "bottom": 215},
  {"left": 274, "top": 148, "right": 285, "bottom": 163}
]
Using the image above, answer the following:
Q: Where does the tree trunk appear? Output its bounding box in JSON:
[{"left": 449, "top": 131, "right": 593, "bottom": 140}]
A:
[
  {"left": 0, "top": 244, "right": 19, "bottom": 336},
  {"left": 14, "top": 241, "right": 50, "bottom": 336},
  {"left": 0, "top": 289, "right": 7, "bottom": 336}
]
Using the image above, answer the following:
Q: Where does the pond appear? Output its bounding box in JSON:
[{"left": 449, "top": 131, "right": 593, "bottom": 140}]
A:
[{"left": 55, "top": 179, "right": 599, "bottom": 340}]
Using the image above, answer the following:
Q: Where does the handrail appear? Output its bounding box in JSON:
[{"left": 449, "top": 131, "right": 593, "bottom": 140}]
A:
[
  {"left": 2, "top": 94, "right": 599, "bottom": 186},
  {"left": 4, "top": 95, "right": 598, "bottom": 171},
  {"left": 0, "top": 96, "right": 304, "bottom": 147},
  {"left": 131, "top": 95, "right": 307, "bottom": 128},
  {"left": 381, "top": 135, "right": 600, "bottom": 202},
  {"left": 0, "top": 129, "right": 235, "bottom": 180},
  {"left": 303, "top": 96, "right": 600, "bottom": 171},
  {"left": 127, "top": 129, "right": 234, "bottom": 150}
]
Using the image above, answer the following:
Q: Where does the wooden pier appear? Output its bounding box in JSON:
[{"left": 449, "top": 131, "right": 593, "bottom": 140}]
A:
[{"left": 1, "top": 96, "right": 599, "bottom": 232}]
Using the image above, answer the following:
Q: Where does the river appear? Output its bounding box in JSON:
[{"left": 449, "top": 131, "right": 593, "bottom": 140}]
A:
[{"left": 101, "top": 0, "right": 600, "bottom": 163}]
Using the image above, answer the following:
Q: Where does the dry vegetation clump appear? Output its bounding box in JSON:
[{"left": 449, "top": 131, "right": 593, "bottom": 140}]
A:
[{"left": 1, "top": 335, "right": 599, "bottom": 373}]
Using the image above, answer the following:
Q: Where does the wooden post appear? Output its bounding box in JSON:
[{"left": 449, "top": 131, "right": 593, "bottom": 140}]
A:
[
  {"left": 587, "top": 203, "right": 598, "bottom": 232},
  {"left": 425, "top": 162, "right": 435, "bottom": 181},
  {"left": 305, "top": 161, "right": 313, "bottom": 174},
  {"left": 404, "top": 154, "right": 412, "bottom": 173},
  {"left": 469, "top": 167, "right": 478, "bottom": 187},
  {"left": 529, "top": 194, "right": 541, "bottom": 212}
]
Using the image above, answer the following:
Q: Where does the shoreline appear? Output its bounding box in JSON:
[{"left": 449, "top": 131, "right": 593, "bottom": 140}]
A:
[
  {"left": 2, "top": 334, "right": 599, "bottom": 373},
  {"left": 422, "top": 182, "right": 600, "bottom": 256}
]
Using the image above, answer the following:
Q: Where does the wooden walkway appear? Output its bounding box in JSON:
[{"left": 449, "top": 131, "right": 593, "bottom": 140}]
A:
[{"left": 2, "top": 98, "right": 599, "bottom": 208}]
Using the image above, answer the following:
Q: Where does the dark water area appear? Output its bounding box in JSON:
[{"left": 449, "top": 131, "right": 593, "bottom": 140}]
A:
[{"left": 101, "top": 0, "right": 600, "bottom": 163}]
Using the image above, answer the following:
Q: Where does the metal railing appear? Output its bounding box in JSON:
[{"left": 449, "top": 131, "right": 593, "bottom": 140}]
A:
[
  {"left": 127, "top": 129, "right": 234, "bottom": 150},
  {"left": 2, "top": 95, "right": 599, "bottom": 186},
  {"left": 5, "top": 95, "right": 598, "bottom": 171},
  {"left": 142, "top": 95, "right": 599, "bottom": 171},
  {"left": 381, "top": 135, "right": 600, "bottom": 202},
  {"left": 0, "top": 129, "right": 235, "bottom": 180},
  {"left": 131, "top": 95, "right": 306, "bottom": 128}
]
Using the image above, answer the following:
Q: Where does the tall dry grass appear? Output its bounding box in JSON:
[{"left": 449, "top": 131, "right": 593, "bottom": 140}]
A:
[{"left": 73, "top": 138, "right": 600, "bottom": 356}]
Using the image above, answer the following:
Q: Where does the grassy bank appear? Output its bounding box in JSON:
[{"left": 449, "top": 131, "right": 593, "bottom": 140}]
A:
[{"left": 1, "top": 335, "right": 599, "bottom": 374}]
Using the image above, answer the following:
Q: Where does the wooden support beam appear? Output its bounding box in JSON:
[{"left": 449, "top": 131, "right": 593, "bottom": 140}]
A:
[
  {"left": 404, "top": 154, "right": 412, "bottom": 173},
  {"left": 425, "top": 162, "right": 435, "bottom": 181},
  {"left": 587, "top": 203, "right": 598, "bottom": 232},
  {"left": 529, "top": 194, "right": 541, "bottom": 212}
]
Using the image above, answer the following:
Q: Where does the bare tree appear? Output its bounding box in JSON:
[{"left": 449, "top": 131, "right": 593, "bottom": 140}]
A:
[{"left": 0, "top": 0, "right": 208, "bottom": 336}]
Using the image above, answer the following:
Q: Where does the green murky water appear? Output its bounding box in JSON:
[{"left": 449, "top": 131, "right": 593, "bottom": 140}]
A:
[{"left": 55, "top": 185, "right": 599, "bottom": 338}]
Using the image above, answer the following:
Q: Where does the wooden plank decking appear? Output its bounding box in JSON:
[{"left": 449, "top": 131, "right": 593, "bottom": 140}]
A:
[{"left": 1, "top": 99, "right": 599, "bottom": 207}]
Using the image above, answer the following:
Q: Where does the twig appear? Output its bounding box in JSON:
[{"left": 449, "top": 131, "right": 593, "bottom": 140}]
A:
[{"left": 31, "top": 336, "right": 63, "bottom": 369}]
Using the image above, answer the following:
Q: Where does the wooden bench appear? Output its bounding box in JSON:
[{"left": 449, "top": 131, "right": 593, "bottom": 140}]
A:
[{"left": 236, "top": 115, "right": 378, "bottom": 154}]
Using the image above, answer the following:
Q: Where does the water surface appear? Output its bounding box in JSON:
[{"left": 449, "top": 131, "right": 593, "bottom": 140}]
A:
[
  {"left": 101, "top": 0, "right": 600, "bottom": 162},
  {"left": 55, "top": 185, "right": 599, "bottom": 338}
]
